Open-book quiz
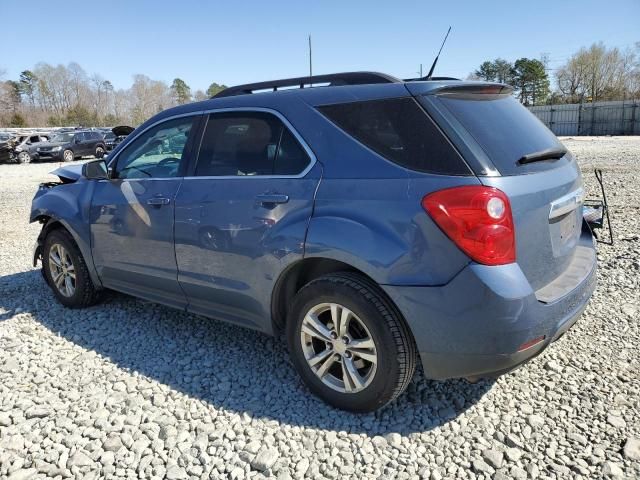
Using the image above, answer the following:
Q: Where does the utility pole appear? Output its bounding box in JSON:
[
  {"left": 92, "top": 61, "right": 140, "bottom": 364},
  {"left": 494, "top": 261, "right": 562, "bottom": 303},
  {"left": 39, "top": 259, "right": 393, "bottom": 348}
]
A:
[
  {"left": 308, "top": 35, "right": 313, "bottom": 80},
  {"left": 420, "top": 63, "right": 423, "bottom": 77}
]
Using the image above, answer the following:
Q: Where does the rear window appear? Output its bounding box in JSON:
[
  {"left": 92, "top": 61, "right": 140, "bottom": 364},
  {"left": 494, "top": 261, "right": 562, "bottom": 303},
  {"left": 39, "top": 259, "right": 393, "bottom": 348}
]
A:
[
  {"left": 318, "top": 98, "right": 470, "bottom": 175},
  {"left": 431, "top": 93, "right": 568, "bottom": 175}
]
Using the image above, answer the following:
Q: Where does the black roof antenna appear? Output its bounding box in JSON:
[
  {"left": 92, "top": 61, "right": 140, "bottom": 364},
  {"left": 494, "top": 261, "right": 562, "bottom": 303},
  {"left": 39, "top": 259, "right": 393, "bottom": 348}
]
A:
[{"left": 424, "top": 26, "right": 451, "bottom": 79}]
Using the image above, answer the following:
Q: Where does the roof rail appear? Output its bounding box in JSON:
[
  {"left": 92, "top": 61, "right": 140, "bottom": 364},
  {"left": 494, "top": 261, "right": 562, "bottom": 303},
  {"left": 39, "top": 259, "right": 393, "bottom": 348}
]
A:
[{"left": 212, "top": 71, "right": 401, "bottom": 98}]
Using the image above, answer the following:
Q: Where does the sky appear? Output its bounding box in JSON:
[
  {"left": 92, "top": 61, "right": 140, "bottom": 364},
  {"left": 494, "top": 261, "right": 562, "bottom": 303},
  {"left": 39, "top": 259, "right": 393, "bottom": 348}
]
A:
[{"left": 1, "top": 0, "right": 638, "bottom": 92}]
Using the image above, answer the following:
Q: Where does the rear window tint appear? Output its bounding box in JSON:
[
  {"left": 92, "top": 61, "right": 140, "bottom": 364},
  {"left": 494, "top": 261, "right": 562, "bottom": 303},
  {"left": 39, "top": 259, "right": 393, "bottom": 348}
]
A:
[
  {"left": 318, "top": 98, "right": 470, "bottom": 175},
  {"left": 431, "top": 94, "right": 568, "bottom": 175}
]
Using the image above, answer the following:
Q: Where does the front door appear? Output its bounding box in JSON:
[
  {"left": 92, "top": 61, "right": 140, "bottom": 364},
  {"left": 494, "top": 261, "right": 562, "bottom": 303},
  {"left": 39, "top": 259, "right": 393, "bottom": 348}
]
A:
[
  {"left": 90, "top": 115, "right": 200, "bottom": 308},
  {"left": 174, "top": 110, "right": 320, "bottom": 329}
]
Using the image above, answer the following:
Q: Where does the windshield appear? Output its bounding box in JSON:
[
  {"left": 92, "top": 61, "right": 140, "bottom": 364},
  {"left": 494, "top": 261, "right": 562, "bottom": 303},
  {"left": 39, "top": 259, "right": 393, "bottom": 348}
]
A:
[
  {"left": 50, "top": 133, "right": 75, "bottom": 143},
  {"left": 430, "top": 93, "right": 569, "bottom": 175}
]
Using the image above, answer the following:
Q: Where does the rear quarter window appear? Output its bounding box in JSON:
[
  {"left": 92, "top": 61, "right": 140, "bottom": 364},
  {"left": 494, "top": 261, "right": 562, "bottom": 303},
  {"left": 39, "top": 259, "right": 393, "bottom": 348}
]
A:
[{"left": 318, "top": 98, "right": 471, "bottom": 175}]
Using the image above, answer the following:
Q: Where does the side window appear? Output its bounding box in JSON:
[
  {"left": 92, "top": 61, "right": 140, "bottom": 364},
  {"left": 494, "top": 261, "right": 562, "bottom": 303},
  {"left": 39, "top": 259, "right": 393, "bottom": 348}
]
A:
[
  {"left": 114, "top": 117, "right": 195, "bottom": 179},
  {"left": 194, "top": 111, "right": 310, "bottom": 177}
]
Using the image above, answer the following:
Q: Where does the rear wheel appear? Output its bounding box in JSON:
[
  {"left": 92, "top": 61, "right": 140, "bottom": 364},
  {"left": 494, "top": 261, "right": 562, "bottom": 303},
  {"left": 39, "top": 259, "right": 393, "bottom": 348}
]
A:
[
  {"left": 17, "top": 151, "right": 31, "bottom": 164},
  {"left": 287, "top": 272, "right": 417, "bottom": 412},
  {"left": 43, "top": 229, "right": 101, "bottom": 308},
  {"left": 62, "top": 149, "right": 74, "bottom": 162}
]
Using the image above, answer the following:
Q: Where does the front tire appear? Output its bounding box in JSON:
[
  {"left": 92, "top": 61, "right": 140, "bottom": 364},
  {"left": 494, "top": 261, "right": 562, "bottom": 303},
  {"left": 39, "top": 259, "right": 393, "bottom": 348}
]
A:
[
  {"left": 62, "top": 149, "right": 74, "bottom": 162},
  {"left": 43, "top": 229, "right": 101, "bottom": 308},
  {"left": 95, "top": 146, "right": 105, "bottom": 158},
  {"left": 287, "top": 272, "right": 417, "bottom": 412},
  {"left": 17, "top": 151, "right": 31, "bottom": 164}
]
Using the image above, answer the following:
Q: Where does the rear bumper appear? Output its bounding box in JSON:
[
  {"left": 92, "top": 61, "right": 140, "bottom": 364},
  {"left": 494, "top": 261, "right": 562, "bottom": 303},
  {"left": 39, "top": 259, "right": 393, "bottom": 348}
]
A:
[{"left": 383, "top": 233, "right": 597, "bottom": 380}]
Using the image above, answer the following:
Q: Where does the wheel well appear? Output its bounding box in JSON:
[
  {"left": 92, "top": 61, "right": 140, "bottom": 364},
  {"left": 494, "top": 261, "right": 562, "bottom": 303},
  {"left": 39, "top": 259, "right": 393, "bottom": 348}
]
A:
[
  {"left": 36, "top": 217, "right": 68, "bottom": 244},
  {"left": 271, "top": 258, "right": 379, "bottom": 334}
]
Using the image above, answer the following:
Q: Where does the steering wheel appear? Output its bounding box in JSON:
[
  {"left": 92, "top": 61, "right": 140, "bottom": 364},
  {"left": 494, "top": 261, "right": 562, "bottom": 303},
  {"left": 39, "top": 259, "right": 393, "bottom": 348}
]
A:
[{"left": 158, "top": 157, "right": 180, "bottom": 167}]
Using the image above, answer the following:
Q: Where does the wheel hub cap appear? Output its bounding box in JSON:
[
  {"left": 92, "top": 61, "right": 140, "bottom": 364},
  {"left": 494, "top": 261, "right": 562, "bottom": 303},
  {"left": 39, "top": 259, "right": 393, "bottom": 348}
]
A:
[
  {"left": 48, "top": 243, "right": 76, "bottom": 297},
  {"left": 300, "top": 302, "right": 378, "bottom": 393}
]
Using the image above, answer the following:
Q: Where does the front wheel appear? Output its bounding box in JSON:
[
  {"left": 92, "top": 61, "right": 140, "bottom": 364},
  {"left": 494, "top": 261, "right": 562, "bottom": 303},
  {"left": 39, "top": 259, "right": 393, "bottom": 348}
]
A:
[
  {"left": 62, "top": 149, "right": 74, "bottom": 162},
  {"left": 287, "top": 272, "right": 417, "bottom": 412},
  {"left": 42, "top": 229, "right": 101, "bottom": 308},
  {"left": 95, "top": 146, "right": 105, "bottom": 158},
  {"left": 17, "top": 151, "right": 31, "bottom": 164}
]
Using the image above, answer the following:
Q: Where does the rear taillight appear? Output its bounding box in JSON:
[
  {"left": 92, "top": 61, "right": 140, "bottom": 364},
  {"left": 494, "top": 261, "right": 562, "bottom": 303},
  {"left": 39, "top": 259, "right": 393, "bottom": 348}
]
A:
[{"left": 422, "top": 185, "right": 516, "bottom": 266}]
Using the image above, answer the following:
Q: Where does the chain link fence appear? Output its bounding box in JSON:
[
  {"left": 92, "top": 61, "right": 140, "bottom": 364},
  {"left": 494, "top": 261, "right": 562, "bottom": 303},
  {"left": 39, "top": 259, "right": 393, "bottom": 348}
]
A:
[{"left": 529, "top": 100, "right": 640, "bottom": 136}]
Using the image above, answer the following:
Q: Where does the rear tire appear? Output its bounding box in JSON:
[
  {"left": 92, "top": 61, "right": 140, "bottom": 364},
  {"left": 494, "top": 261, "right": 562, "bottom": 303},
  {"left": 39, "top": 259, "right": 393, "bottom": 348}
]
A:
[
  {"left": 287, "top": 272, "right": 417, "bottom": 412},
  {"left": 42, "top": 229, "right": 101, "bottom": 308}
]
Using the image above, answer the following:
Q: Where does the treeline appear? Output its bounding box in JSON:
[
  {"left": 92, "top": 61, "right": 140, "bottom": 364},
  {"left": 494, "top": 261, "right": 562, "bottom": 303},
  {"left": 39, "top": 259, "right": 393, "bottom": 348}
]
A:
[
  {"left": 0, "top": 62, "right": 226, "bottom": 128},
  {"left": 469, "top": 42, "right": 640, "bottom": 106}
]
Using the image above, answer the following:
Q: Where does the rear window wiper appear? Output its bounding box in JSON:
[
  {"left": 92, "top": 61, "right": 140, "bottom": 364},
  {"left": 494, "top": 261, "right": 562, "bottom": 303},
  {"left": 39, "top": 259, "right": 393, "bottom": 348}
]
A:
[{"left": 518, "top": 147, "right": 567, "bottom": 165}]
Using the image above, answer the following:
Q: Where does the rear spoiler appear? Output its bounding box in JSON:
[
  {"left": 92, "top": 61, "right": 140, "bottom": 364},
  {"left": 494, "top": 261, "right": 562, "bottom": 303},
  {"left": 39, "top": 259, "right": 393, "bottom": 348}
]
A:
[{"left": 428, "top": 83, "right": 514, "bottom": 97}]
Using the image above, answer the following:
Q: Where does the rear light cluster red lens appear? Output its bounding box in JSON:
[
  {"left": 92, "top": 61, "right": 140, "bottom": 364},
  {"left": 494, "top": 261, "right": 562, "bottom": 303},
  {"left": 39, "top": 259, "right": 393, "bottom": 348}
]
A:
[{"left": 422, "top": 185, "right": 516, "bottom": 266}]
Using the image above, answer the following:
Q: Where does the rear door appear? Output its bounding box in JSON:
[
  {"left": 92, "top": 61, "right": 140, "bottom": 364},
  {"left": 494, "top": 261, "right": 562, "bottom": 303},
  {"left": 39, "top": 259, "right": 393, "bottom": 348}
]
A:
[
  {"left": 415, "top": 86, "right": 588, "bottom": 292},
  {"left": 174, "top": 109, "right": 320, "bottom": 330}
]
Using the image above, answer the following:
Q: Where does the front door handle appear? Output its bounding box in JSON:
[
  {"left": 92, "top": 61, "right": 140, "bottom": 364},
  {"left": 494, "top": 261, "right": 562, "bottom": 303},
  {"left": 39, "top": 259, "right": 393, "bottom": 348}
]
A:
[
  {"left": 256, "top": 194, "right": 289, "bottom": 205},
  {"left": 147, "top": 197, "right": 171, "bottom": 206}
]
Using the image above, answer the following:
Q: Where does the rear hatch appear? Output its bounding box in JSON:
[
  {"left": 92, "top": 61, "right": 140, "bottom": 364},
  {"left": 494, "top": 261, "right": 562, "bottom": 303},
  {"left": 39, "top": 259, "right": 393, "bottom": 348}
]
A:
[{"left": 411, "top": 83, "right": 586, "bottom": 292}]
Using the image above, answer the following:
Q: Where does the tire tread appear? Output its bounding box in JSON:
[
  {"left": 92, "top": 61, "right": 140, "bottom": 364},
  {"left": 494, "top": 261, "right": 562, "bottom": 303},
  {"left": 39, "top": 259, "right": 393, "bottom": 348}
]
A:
[{"left": 295, "top": 272, "right": 417, "bottom": 408}]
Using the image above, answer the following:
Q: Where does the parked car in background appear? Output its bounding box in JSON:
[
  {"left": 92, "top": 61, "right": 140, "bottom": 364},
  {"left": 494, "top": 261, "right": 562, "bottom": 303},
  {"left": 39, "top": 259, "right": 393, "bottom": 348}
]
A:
[
  {"left": 34, "top": 130, "right": 106, "bottom": 162},
  {"left": 30, "top": 72, "right": 598, "bottom": 412},
  {"left": 103, "top": 132, "right": 117, "bottom": 150},
  {"left": 0, "top": 133, "right": 50, "bottom": 163}
]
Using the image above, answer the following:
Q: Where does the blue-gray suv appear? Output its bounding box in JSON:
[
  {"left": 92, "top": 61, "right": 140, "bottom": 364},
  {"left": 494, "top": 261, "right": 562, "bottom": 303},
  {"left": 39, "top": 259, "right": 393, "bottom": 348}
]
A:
[{"left": 30, "top": 72, "right": 597, "bottom": 412}]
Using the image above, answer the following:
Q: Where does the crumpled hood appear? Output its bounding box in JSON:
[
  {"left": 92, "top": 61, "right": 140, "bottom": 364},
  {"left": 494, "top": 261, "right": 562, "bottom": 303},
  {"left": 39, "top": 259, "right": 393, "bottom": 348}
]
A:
[{"left": 51, "top": 163, "right": 84, "bottom": 183}]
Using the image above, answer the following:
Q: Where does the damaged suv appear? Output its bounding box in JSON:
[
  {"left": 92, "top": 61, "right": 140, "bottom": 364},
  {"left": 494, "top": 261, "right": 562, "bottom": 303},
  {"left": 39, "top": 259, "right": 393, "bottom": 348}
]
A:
[
  {"left": 0, "top": 133, "right": 50, "bottom": 163},
  {"left": 30, "top": 72, "right": 600, "bottom": 412}
]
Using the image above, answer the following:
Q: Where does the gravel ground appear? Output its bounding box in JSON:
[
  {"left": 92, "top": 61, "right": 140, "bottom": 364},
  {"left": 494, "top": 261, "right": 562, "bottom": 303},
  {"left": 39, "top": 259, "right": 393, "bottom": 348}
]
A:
[{"left": 1, "top": 137, "right": 639, "bottom": 480}]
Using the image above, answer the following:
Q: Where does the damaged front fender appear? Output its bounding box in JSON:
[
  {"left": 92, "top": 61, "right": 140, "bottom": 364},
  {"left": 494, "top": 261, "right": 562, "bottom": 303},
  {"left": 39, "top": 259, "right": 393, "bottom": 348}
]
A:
[{"left": 30, "top": 176, "right": 102, "bottom": 287}]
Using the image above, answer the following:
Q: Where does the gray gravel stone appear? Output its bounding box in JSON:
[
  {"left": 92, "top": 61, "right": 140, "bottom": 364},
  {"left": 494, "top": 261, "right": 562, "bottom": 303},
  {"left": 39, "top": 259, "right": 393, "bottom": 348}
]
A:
[
  {"left": 602, "top": 461, "right": 624, "bottom": 477},
  {"left": 482, "top": 449, "right": 504, "bottom": 469},
  {"left": 606, "top": 414, "right": 626, "bottom": 428},
  {"left": 251, "top": 448, "right": 279, "bottom": 471},
  {"left": 623, "top": 438, "right": 640, "bottom": 461},
  {"left": 67, "top": 450, "right": 93, "bottom": 468}
]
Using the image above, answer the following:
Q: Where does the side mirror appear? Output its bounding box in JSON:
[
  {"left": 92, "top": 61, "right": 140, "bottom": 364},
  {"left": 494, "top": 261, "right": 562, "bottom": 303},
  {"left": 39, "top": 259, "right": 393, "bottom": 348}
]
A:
[
  {"left": 82, "top": 159, "right": 109, "bottom": 180},
  {"left": 74, "top": 138, "right": 81, "bottom": 144}
]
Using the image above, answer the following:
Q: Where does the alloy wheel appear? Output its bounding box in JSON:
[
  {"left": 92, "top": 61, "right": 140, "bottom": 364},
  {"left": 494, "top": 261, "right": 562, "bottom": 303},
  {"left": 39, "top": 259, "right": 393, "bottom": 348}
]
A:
[
  {"left": 300, "top": 302, "right": 378, "bottom": 393},
  {"left": 48, "top": 243, "right": 76, "bottom": 297},
  {"left": 63, "top": 150, "right": 73, "bottom": 162}
]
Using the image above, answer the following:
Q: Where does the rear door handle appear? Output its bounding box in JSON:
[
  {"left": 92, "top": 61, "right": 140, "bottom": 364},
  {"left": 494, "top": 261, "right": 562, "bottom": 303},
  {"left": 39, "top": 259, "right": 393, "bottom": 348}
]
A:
[
  {"left": 256, "top": 194, "right": 289, "bottom": 205},
  {"left": 147, "top": 197, "right": 171, "bottom": 206}
]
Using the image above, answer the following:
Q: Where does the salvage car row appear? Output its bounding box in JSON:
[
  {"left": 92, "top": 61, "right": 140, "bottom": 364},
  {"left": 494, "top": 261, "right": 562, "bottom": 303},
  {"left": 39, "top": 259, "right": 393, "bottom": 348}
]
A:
[{"left": 0, "top": 126, "right": 133, "bottom": 164}]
